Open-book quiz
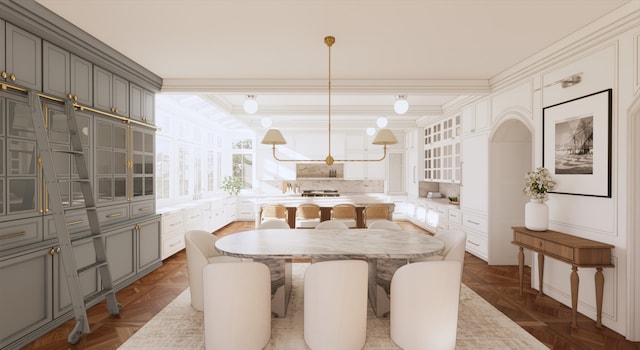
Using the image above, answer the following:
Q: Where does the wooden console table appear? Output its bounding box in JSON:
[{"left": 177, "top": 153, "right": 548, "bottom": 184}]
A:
[{"left": 511, "top": 226, "right": 614, "bottom": 328}]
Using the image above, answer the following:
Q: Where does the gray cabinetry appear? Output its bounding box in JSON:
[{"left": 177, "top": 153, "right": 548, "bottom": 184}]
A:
[
  {"left": 93, "top": 66, "right": 129, "bottom": 117},
  {"left": 0, "top": 247, "right": 52, "bottom": 349},
  {"left": 131, "top": 127, "right": 154, "bottom": 201},
  {"left": 0, "top": 20, "right": 4, "bottom": 76},
  {"left": 43, "top": 41, "right": 93, "bottom": 106},
  {"left": 137, "top": 217, "right": 161, "bottom": 271},
  {"left": 3, "top": 23, "right": 41, "bottom": 90},
  {"left": 130, "top": 83, "right": 155, "bottom": 124},
  {"left": 54, "top": 238, "right": 99, "bottom": 318},
  {"left": 105, "top": 224, "right": 135, "bottom": 285},
  {"left": 95, "top": 116, "right": 128, "bottom": 205},
  {"left": 2, "top": 95, "right": 40, "bottom": 220}
]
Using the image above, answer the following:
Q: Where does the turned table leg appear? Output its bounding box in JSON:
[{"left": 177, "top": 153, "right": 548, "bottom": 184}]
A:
[
  {"left": 537, "top": 254, "right": 544, "bottom": 296},
  {"left": 570, "top": 266, "right": 580, "bottom": 328},
  {"left": 518, "top": 247, "right": 524, "bottom": 295},
  {"left": 595, "top": 267, "right": 604, "bottom": 328}
]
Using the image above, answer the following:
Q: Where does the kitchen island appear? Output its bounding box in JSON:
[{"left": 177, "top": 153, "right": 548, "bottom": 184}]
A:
[{"left": 253, "top": 195, "right": 396, "bottom": 228}]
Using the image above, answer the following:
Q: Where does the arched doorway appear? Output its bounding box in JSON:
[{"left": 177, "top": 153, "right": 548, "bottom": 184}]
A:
[{"left": 488, "top": 116, "right": 532, "bottom": 265}]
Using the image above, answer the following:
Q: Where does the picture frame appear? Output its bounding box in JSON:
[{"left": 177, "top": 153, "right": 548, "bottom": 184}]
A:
[{"left": 542, "top": 89, "right": 612, "bottom": 198}]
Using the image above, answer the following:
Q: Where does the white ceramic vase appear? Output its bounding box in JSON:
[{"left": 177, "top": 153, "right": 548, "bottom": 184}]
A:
[{"left": 525, "top": 199, "right": 548, "bottom": 231}]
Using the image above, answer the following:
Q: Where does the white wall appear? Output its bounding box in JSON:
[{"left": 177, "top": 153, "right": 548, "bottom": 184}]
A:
[{"left": 450, "top": 3, "right": 640, "bottom": 338}]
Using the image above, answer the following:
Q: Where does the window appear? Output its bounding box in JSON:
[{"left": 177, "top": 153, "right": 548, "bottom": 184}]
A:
[{"left": 231, "top": 138, "right": 253, "bottom": 189}]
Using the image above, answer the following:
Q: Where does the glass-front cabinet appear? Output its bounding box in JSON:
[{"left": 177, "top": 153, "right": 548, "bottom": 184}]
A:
[
  {"left": 3, "top": 96, "right": 39, "bottom": 219},
  {"left": 424, "top": 114, "right": 461, "bottom": 183},
  {"left": 131, "top": 127, "right": 154, "bottom": 200},
  {"left": 95, "top": 117, "right": 128, "bottom": 205}
]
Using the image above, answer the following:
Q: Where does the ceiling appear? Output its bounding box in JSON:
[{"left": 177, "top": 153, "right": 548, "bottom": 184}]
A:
[{"left": 35, "top": 0, "right": 631, "bottom": 130}]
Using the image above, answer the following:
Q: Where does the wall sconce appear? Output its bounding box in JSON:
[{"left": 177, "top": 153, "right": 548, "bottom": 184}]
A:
[
  {"left": 394, "top": 95, "right": 409, "bottom": 114},
  {"left": 561, "top": 73, "right": 583, "bottom": 88},
  {"left": 243, "top": 95, "right": 258, "bottom": 114},
  {"left": 261, "top": 35, "right": 398, "bottom": 165}
]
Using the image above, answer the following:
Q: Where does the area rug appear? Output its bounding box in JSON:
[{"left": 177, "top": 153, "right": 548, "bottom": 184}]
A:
[{"left": 118, "top": 263, "right": 549, "bottom": 349}]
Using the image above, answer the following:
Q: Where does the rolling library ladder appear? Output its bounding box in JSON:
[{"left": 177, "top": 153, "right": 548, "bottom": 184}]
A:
[{"left": 28, "top": 90, "right": 121, "bottom": 344}]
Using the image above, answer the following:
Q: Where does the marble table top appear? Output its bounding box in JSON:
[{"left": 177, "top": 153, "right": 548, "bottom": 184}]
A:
[{"left": 215, "top": 228, "right": 445, "bottom": 260}]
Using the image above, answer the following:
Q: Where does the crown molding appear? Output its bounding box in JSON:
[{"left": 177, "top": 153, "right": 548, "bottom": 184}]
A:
[{"left": 161, "top": 78, "right": 490, "bottom": 95}]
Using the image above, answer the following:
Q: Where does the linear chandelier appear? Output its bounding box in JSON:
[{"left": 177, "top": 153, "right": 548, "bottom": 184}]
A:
[{"left": 261, "top": 35, "right": 397, "bottom": 166}]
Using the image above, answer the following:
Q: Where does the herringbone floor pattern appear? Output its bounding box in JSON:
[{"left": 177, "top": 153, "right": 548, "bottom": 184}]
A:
[{"left": 21, "top": 221, "right": 640, "bottom": 350}]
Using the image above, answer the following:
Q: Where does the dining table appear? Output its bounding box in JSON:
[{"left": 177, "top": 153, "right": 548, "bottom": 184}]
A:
[{"left": 214, "top": 228, "right": 445, "bottom": 317}]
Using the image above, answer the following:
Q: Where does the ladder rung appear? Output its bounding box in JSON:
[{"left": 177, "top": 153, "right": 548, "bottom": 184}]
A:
[
  {"left": 77, "top": 261, "right": 108, "bottom": 275},
  {"left": 84, "top": 288, "right": 115, "bottom": 305},
  {"left": 51, "top": 149, "right": 84, "bottom": 155},
  {"left": 57, "top": 178, "right": 91, "bottom": 184}
]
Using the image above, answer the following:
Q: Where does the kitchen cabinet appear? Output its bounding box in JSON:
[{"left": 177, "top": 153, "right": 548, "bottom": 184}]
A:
[
  {"left": 343, "top": 134, "right": 385, "bottom": 180},
  {"left": 54, "top": 238, "right": 99, "bottom": 318},
  {"left": 424, "top": 114, "right": 461, "bottom": 183},
  {"left": 3, "top": 23, "right": 41, "bottom": 91},
  {"left": 43, "top": 41, "right": 93, "bottom": 106},
  {"left": 161, "top": 209, "right": 184, "bottom": 260},
  {"left": 460, "top": 131, "right": 488, "bottom": 213},
  {"left": 130, "top": 83, "right": 155, "bottom": 123},
  {"left": 93, "top": 65, "right": 129, "bottom": 117},
  {"left": 95, "top": 116, "right": 128, "bottom": 205},
  {"left": 461, "top": 100, "right": 489, "bottom": 136},
  {"left": 137, "top": 217, "right": 161, "bottom": 272},
  {"left": 0, "top": 247, "right": 52, "bottom": 349},
  {"left": 3, "top": 95, "right": 39, "bottom": 220},
  {"left": 131, "top": 127, "right": 154, "bottom": 201},
  {"left": 0, "top": 20, "right": 4, "bottom": 76}
]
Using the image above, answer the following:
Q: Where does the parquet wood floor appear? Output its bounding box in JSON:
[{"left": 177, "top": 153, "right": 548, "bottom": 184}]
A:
[{"left": 21, "top": 221, "right": 639, "bottom": 350}]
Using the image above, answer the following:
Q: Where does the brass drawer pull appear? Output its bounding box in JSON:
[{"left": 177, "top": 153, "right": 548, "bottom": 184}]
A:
[
  {"left": 0, "top": 231, "right": 27, "bottom": 240},
  {"left": 138, "top": 207, "right": 151, "bottom": 212},
  {"left": 67, "top": 220, "right": 84, "bottom": 226},
  {"left": 106, "top": 213, "right": 122, "bottom": 218}
]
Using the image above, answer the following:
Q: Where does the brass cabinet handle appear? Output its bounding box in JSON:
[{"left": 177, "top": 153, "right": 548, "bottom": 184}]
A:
[
  {"left": 67, "top": 220, "right": 84, "bottom": 226},
  {"left": 106, "top": 213, "right": 122, "bottom": 218},
  {"left": 1, "top": 71, "right": 6, "bottom": 79},
  {"left": 0, "top": 231, "right": 27, "bottom": 240},
  {"left": 138, "top": 207, "right": 151, "bottom": 212},
  {"left": 10, "top": 74, "right": 16, "bottom": 81}
]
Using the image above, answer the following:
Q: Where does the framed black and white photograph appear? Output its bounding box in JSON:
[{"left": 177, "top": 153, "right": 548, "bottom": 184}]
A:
[{"left": 542, "top": 89, "right": 612, "bottom": 197}]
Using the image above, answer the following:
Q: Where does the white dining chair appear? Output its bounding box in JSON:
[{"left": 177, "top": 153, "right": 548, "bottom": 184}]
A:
[
  {"left": 304, "top": 260, "right": 368, "bottom": 350},
  {"left": 203, "top": 262, "right": 272, "bottom": 350},
  {"left": 257, "top": 219, "right": 291, "bottom": 229},
  {"left": 390, "top": 260, "right": 462, "bottom": 350},
  {"left": 411, "top": 229, "right": 466, "bottom": 274},
  {"left": 367, "top": 220, "right": 402, "bottom": 230},
  {"left": 314, "top": 220, "right": 349, "bottom": 229},
  {"left": 184, "top": 230, "right": 243, "bottom": 311}
]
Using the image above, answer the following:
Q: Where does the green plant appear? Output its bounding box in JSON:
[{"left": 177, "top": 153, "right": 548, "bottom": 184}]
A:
[
  {"left": 448, "top": 195, "right": 458, "bottom": 202},
  {"left": 221, "top": 176, "right": 242, "bottom": 195}
]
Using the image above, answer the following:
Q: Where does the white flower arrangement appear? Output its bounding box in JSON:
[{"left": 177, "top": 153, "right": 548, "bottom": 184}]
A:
[{"left": 523, "top": 167, "right": 556, "bottom": 201}]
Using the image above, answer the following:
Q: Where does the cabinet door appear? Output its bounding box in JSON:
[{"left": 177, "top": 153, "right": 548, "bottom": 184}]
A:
[
  {"left": 131, "top": 127, "right": 154, "bottom": 200},
  {"left": 6, "top": 98, "right": 39, "bottom": 218},
  {"left": 4, "top": 23, "right": 41, "bottom": 90},
  {"left": 95, "top": 118, "right": 128, "bottom": 204},
  {"left": 54, "top": 239, "right": 99, "bottom": 318},
  {"left": 0, "top": 19, "right": 5, "bottom": 74},
  {"left": 105, "top": 226, "right": 135, "bottom": 285},
  {"left": 137, "top": 217, "right": 161, "bottom": 271},
  {"left": 461, "top": 132, "right": 488, "bottom": 212},
  {"left": 112, "top": 75, "right": 129, "bottom": 116},
  {"left": 0, "top": 248, "right": 52, "bottom": 349},
  {"left": 42, "top": 41, "right": 70, "bottom": 100},
  {"left": 93, "top": 66, "right": 112, "bottom": 113},
  {"left": 129, "top": 83, "right": 143, "bottom": 121},
  {"left": 70, "top": 55, "right": 93, "bottom": 106},
  {"left": 143, "top": 90, "right": 155, "bottom": 124}
]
